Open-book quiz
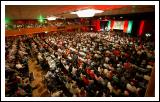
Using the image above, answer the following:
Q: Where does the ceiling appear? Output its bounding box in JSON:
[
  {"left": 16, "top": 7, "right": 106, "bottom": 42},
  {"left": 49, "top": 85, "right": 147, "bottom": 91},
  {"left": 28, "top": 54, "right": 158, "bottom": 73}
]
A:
[{"left": 5, "top": 5, "right": 155, "bottom": 19}]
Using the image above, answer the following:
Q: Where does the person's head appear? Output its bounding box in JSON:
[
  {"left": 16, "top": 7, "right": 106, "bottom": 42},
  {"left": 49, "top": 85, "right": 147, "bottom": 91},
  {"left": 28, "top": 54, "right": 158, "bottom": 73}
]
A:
[
  {"left": 59, "top": 91, "right": 64, "bottom": 97},
  {"left": 81, "top": 87, "right": 84, "bottom": 91},
  {"left": 96, "top": 73, "right": 101, "bottom": 77},
  {"left": 51, "top": 69, "right": 55, "bottom": 73},
  {"left": 11, "top": 73, "right": 17, "bottom": 80},
  {"left": 54, "top": 53, "right": 58, "bottom": 58}
]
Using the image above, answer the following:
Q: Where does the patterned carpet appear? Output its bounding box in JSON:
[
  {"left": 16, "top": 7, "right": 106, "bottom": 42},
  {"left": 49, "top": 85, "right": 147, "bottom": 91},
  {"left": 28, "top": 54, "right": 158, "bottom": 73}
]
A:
[{"left": 28, "top": 58, "right": 50, "bottom": 97}]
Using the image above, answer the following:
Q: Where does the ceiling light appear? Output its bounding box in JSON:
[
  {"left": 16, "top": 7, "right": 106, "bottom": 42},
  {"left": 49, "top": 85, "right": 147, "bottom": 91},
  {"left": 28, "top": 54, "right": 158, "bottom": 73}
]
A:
[
  {"left": 47, "top": 16, "right": 57, "bottom": 20},
  {"left": 71, "top": 9, "right": 103, "bottom": 18}
]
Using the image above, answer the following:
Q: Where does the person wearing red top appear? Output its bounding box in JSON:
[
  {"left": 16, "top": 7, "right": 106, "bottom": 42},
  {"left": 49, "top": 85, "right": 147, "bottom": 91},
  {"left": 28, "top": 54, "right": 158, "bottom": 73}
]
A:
[
  {"left": 85, "top": 68, "right": 90, "bottom": 75},
  {"left": 78, "top": 59, "right": 83, "bottom": 68},
  {"left": 125, "top": 53, "right": 129, "bottom": 58},
  {"left": 124, "top": 62, "right": 131, "bottom": 69},
  {"left": 113, "top": 50, "right": 120, "bottom": 57},
  {"left": 82, "top": 75, "right": 89, "bottom": 86},
  {"left": 85, "top": 68, "right": 96, "bottom": 79},
  {"left": 89, "top": 70, "right": 96, "bottom": 79}
]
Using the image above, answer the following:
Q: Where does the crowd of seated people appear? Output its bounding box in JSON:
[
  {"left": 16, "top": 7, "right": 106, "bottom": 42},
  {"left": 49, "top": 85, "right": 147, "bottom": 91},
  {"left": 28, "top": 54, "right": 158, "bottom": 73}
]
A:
[
  {"left": 6, "top": 23, "right": 50, "bottom": 30},
  {"left": 5, "top": 31, "right": 155, "bottom": 97},
  {"left": 5, "top": 35, "right": 33, "bottom": 97},
  {"left": 5, "top": 21, "right": 80, "bottom": 30}
]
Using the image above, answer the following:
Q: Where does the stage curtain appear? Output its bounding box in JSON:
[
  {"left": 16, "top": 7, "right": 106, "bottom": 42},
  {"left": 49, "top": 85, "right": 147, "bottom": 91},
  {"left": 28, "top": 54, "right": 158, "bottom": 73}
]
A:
[
  {"left": 138, "top": 20, "right": 145, "bottom": 36},
  {"left": 110, "top": 20, "right": 115, "bottom": 30},
  {"left": 123, "top": 20, "right": 128, "bottom": 33}
]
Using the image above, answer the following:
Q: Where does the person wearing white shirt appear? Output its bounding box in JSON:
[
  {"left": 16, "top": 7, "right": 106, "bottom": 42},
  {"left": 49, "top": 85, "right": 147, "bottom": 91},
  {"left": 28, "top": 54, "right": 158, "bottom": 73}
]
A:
[
  {"left": 72, "top": 67, "right": 77, "bottom": 76},
  {"left": 79, "top": 52, "right": 86, "bottom": 56},
  {"left": 98, "top": 67, "right": 103, "bottom": 75},
  {"left": 83, "top": 47, "right": 87, "bottom": 52},
  {"left": 105, "top": 57, "right": 110, "bottom": 63},
  {"left": 51, "top": 90, "right": 63, "bottom": 97},
  {"left": 16, "top": 63, "right": 23, "bottom": 69},
  {"left": 126, "top": 83, "right": 137, "bottom": 93},
  {"left": 45, "top": 71, "right": 55, "bottom": 82},
  {"left": 37, "top": 52, "right": 43, "bottom": 62},
  {"left": 103, "top": 68, "right": 109, "bottom": 77},
  {"left": 107, "top": 82, "right": 113, "bottom": 93}
]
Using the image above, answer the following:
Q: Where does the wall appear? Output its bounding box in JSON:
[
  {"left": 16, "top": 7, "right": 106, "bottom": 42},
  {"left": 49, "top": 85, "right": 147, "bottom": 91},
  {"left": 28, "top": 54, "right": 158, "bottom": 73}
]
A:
[{"left": 91, "top": 20, "right": 101, "bottom": 31}]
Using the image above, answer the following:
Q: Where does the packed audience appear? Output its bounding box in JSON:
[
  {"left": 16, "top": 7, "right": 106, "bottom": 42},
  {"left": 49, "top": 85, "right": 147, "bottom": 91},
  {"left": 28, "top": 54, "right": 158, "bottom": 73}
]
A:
[
  {"left": 5, "top": 35, "right": 32, "bottom": 97},
  {"left": 5, "top": 21, "right": 80, "bottom": 30},
  {"left": 5, "top": 31, "right": 155, "bottom": 97}
]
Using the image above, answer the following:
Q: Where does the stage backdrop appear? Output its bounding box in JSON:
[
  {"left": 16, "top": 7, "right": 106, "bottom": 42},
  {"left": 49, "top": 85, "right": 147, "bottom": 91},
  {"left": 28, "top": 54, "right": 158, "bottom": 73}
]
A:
[
  {"left": 113, "top": 21, "right": 125, "bottom": 30},
  {"left": 105, "top": 20, "right": 133, "bottom": 34}
]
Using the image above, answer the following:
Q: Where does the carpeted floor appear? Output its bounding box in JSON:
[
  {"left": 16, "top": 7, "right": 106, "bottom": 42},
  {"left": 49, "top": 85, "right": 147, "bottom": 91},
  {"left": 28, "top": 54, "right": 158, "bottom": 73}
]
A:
[{"left": 28, "top": 58, "right": 50, "bottom": 97}]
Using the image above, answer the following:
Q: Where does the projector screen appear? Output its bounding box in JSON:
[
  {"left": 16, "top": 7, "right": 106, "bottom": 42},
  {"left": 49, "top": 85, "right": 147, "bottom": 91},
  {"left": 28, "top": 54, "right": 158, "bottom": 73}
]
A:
[{"left": 113, "top": 21, "right": 124, "bottom": 30}]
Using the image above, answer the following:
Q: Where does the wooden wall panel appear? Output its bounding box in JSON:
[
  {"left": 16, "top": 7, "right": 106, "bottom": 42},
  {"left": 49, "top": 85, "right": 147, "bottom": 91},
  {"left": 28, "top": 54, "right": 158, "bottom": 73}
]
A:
[
  {"left": 5, "top": 25, "right": 82, "bottom": 37},
  {"left": 5, "top": 26, "right": 57, "bottom": 36},
  {"left": 145, "top": 67, "right": 155, "bottom": 97}
]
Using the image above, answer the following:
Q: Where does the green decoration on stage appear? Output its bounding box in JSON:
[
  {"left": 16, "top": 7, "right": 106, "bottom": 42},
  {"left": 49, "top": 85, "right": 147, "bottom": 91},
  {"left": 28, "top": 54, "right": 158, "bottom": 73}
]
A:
[
  {"left": 107, "top": 21, "right": 111, "bottom": 31},
  {"left": 127, "top": 21, "right": 133, "bottom": 34}
]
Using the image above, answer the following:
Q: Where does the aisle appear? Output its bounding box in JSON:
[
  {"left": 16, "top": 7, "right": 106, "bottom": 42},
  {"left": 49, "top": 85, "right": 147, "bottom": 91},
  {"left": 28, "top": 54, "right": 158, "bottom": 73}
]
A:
[{"left": 28, "top": 58, "right": 50, "bottom": 97}]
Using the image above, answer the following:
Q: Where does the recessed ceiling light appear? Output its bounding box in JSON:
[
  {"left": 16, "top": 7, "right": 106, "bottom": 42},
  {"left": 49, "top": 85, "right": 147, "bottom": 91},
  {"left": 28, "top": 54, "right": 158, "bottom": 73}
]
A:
[
  {"left": 71, "top": 9, "right": 103, "bottom": 17},
  {"left": 47, "top": 16, "right": 57, "bottom": 20}
]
